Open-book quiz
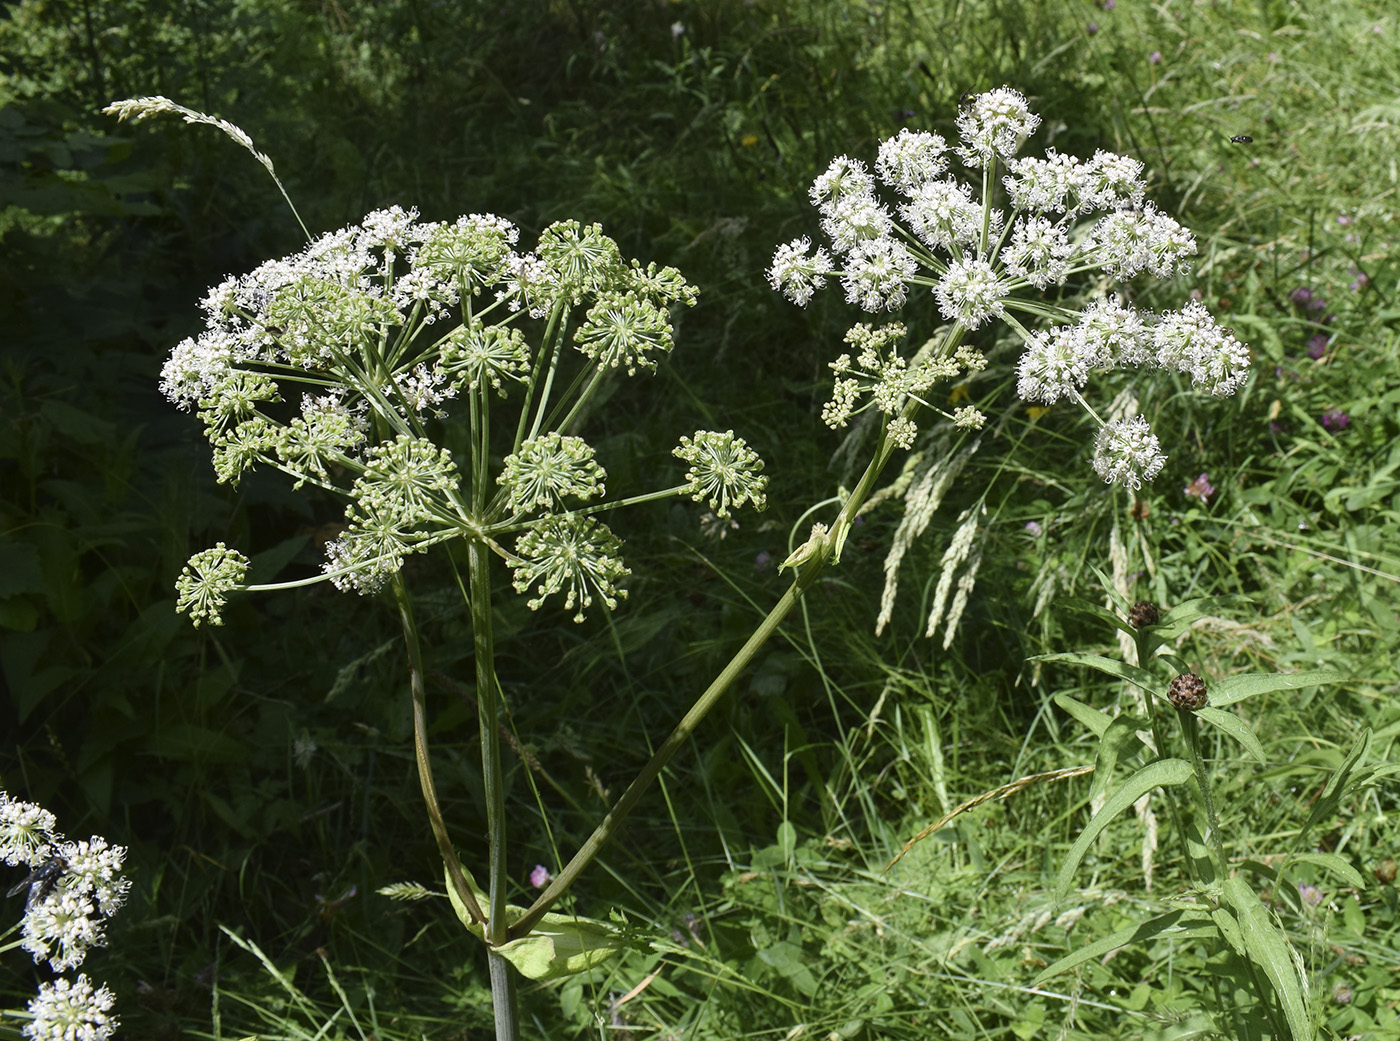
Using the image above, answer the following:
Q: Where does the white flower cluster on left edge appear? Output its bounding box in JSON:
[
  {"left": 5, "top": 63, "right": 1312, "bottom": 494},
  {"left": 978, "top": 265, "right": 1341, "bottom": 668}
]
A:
[{"left": 3, "top": 791, "right": 128, "bottom": 1040}]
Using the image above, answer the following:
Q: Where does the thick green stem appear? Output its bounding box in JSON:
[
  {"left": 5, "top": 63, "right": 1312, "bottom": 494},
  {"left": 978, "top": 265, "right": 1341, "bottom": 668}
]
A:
[
  {"left": 468, "top": 540, "right": 519, "bottom": 1041},
  {"left": 509, "top": 431, "right": 897, "bottom": 940},
  {"left": 391, "top": 577, "right": 486, "bottom": 928}
]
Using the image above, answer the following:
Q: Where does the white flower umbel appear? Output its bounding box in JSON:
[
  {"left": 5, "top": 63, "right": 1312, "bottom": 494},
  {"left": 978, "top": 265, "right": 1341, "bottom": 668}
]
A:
[
  {"left": 1, "top": 793, "right": 58, "bottom": 867},
  {"left": 771, "top": 85, "right": 1250, "bottom": 487},
  {"left": 24, "top": 974, "right": 118, "bottom": 1041},
  {"left": 772, "top": 86, "right": 1251, "bottom": 636},
  {"left": 4, "top": 794, "right": 129, "bottom": 1036},
  {"left": 1092, "top": 416, "right": 1166, "bottom": 491}
]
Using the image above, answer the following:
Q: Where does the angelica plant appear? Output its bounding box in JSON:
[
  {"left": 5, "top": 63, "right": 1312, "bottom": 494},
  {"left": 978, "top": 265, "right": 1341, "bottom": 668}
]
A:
[
  {"left": 107, "top": 95, "right": 775, "bottom": 1041},
  {"left": 770, "top": 87, "right": 1251, "bottom": 640},
  {"left": 2, "top": 791, "right": 129, "bottom": 1041}
]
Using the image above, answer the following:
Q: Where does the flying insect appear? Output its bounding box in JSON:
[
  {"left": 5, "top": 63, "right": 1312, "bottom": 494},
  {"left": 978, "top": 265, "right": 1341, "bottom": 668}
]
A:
[{"left": 6, "top": 857, "right": 66, "bottom": 911}]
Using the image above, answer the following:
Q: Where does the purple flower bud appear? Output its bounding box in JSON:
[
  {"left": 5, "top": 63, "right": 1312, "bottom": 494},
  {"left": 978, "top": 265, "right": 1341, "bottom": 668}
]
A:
[
  {"left": 1298, "top": 883, "right": 1324, "bottom": 907},
  {"left": 1307, "top": 334, "right": 1328, "bottom": 360},
  {"left": 529, "top": 864, "right": 553, "bottom": 888},
  {"left": 1024, "top": 520, "right": 1043, "bottom": 536},
  {"left": 1149, "top": 50, "right": 1162, "bottom": 63},
  {"left": 1321, "top": 408, "right": 1350, "bottom": 431},
  {"left": 1288, "top": 287, "right": 1312, "bottom": 306},
  {"left": 1087, "top": 21, "right": 1099, "bottom": 34},
  {"left": 1102, "top": 0, "right": 1115, "bottom": 9}
]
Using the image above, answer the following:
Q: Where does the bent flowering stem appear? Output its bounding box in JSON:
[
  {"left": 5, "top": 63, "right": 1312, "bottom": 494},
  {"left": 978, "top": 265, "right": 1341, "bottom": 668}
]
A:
[{"left": 509, "top": 423, "right": 896, "bottom": 938}]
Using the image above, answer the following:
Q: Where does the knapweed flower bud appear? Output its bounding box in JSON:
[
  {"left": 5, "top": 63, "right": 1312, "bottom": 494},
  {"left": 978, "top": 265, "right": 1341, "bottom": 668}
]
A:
[
  {"left": 1167, "top": 672, "right": 1208, "bottom": 711},
  {"left": 1128, "top": 600, "right": 1159, "bottom": 628}
]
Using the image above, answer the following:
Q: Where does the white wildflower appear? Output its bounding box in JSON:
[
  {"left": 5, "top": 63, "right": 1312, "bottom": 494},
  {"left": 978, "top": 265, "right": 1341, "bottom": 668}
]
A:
[
  {"left": 1092, "top": 416, "right": 1166, "bottom": 490},
  {"left": 955, "top": 87, "right": 1040, "bottom": 167},
  {"left": 934, "top": 258, "right": 1009, "bottom": 329},
  {"left": 875, "top": 129, "right": 950, "bottom": 194},
  {"left": 24, "top": 974, "right": 118, "bottom": 1041},
  {"left": 841, "top": 237, "right": 917, "bottom": 311}
]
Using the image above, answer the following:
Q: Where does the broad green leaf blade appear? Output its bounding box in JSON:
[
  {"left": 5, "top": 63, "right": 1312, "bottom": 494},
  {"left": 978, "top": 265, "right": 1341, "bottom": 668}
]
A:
[
  {"left": 1055, "top": 758, "right": 1194, "bottom": 901},
  {"left": 1210, "top": 670, "right": 1346, "bottom": 708},
  {"left": 444, "top": 865, "right": 624, "bottom": 980},
  {"left": 1154, "top": 595, "right": 1254, "bottom": 641},
  {"left": 1033, "top": 652, "right": 1158, "bottom": 695},
  {"left": 1055, "top": 596, "right": 1136, "bottom": 640},
  {"left": 1196, "top": 707, "right": 1267, "bottom": 765},
  {"left": 1032, "top": 910, "right": 1217, "bottom": 987},
  {"left": 1224, "top": 876, "right": 1313, "bottom": 1041},
  {"left": 1092, "top": 716, "right": 1154, "bottom": 803},
  {"left": 492, "top": 914, "right": 626, "bottom": 980},
  {"left": 1285, "top": 853, "right": 1367, "bottom": 891},
  {"left": 1053, "top": 693, "right": 1113, "bottom": 739}
]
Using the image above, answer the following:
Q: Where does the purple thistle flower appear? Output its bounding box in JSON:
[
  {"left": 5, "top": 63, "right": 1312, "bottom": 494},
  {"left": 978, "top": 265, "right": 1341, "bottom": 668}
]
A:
[
  {"left": 1184, "top": 473, "right": 1215, "bottom": 503},
  {"left": 1307, "top": 334, "right": 1328, "bottom": 360},
  {"left": 1321, "top": 408, "right": 1350, "bottom": 431}
]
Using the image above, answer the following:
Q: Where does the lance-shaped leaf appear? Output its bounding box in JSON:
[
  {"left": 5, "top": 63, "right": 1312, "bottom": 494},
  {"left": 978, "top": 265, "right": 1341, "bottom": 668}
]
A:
[
  {"left": 445, "top": 865, "right": 625, "bottom": 981},
  {"left": 1033, "top": 652, "right": 1158, "bottom": 696},
  {"left": 1209, "top": 670, "right": 1346, "bottom": 708},
  {"left": 1056, "top": 758, "right": 1193, "bottom": 901},
  {"left": 1032, "top": 909, "right": 1218, "bottom": 987},
  {"left": 1223, "top": 876, "right": 1313, "bottom": 1041},
  {"left": 1196, "top": 706, "right": 1266, "bottom": 765}
]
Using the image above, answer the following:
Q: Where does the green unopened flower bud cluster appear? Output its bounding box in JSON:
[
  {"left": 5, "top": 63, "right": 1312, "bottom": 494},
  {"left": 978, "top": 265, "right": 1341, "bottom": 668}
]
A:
[
  {"left": 164, "top": 207, "right": 766, "bottom": 624},
  {"left": 770, "top": 86, "right": 1251, "bottom": 491}
]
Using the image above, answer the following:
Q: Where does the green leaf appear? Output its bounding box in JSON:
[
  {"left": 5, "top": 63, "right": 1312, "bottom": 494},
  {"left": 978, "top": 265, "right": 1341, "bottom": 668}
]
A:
[
  {"left": 1053, "top": 693, "right": 1113, "bottom": 739},
  {"left": 1055, "top": 596, "right": 1136, "bottom": 640},
  {"left": 1196, "top": 707, "right": 1267, "bottom": 765},
  {"left": 1223, "top": 876, "right": 1313, "bottom": 1041},
  {"left": 1032, "top": 652, "right": 1158, "bottom": 695},
  {"left": 1092, "top": 716, "right": 1154, "bottom": 804},
  {"left": 1032, "top": 909, "right": 1218, "bottom": 986},
  {"left": 444, "top": 865, "right": 625, "bottom": 981},
  {"left": 1154, "top": 595, "right": 1254, "bottom": 642},
  {"left": 0, "top": 542, "right": 45, "bottom": 598},
  {"left": 1055, "top": 758, "right": 1194, "bottom": 901},
  {"left": 1287, "top": 728, "right": 1377, "bottom": 863},
  {"left": 1284, "top": 853, "right": 1367, "bottom": 891},
  {"left": 1209, "top": 670, "right": 1347, "bottom": 708}
]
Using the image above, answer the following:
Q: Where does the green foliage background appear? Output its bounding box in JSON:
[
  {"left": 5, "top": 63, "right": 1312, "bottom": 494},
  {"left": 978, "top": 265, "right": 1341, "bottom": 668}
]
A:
[{"left": 2, "top": 0, "right": 1398, "bottom": 1038}]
